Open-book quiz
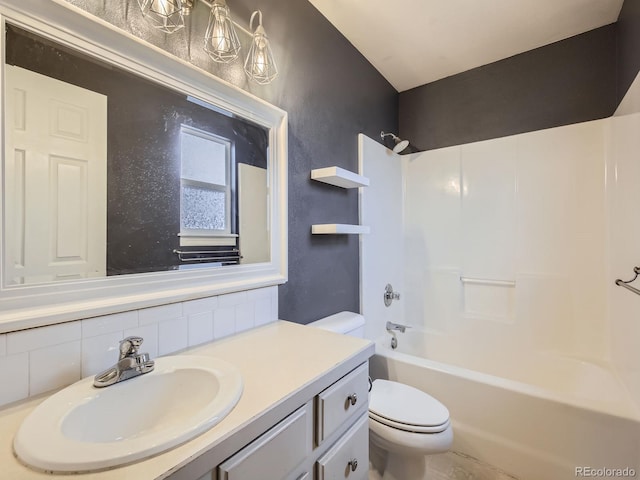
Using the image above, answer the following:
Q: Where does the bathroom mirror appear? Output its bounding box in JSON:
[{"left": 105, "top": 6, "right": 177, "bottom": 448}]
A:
[
  {"left": 0, "top": 0, "right": 288, "bottom": 332},
  {"left": 5, "top": 24, "right": 271, "bottom": 282}
]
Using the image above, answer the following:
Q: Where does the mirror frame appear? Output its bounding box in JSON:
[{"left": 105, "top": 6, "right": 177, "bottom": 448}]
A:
[{"left": 0, "top": 0, "right": 288, "bottom": 333}]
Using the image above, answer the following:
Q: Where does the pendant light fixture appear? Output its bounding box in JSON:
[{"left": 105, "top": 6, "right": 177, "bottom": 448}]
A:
[
  {"left": 204, "top": 0, "right": 241, "bottom": 63},
  {"left": 136, "top": 0, "right": 278, "bottom": 84},
  {"left": 244, "top": 11, "right": 278, "bottom": 85},
  {"left": 137, "top": 0, "right": 187, "bottom": 33}
]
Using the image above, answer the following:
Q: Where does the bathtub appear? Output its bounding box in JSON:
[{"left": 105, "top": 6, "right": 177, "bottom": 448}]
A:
[{"left": 369, "top": 329, "right": 640, "bottom": 480}]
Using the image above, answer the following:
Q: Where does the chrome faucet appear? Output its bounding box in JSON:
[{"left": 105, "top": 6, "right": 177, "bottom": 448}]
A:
[
  {"left": 93, "top": 336, "right": 155, "bottom": 388},
  {"left": 386, "top": 321, "right": 410, "bottom": 349}
]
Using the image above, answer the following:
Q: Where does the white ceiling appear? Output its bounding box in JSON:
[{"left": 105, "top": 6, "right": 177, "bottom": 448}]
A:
[{"left": 308, "top": 0, "right": 624, "bottom": 92}]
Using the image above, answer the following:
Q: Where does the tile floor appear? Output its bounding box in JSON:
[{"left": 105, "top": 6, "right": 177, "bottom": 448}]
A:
[{"left": 369, "top": 451, "right": 519, "bottom": 480}]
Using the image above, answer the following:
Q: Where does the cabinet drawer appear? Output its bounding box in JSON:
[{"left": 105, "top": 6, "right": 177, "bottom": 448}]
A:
[
  {"left": 316, "top": 413, "right": 368, "bottom": 480},
  {"left": 218, "top": 402, "right": 312, "bottom": 480},
  {"left": 316, "top": 363, "right": 369, "bottom": 444}
]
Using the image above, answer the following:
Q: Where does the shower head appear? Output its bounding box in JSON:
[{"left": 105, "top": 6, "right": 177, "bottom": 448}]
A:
[
  {"left": 380, "top": 131, "right": 409, "bottom": 154},
  {"left": 393, "top": 138, "right": 409, "bottom": 154}
]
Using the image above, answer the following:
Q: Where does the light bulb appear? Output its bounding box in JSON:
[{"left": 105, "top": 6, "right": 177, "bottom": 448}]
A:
[
  {"left": 151, "top": 0, "right": 179, "bottom": 16},
  {"left": 137, "top": 0, "right": 185, "bottom": 33},
  {"left": 244, "top": 13, "right": 278, "bottom": 85},
  {"left": 204, "top": 0, "right": 241, "bottom": 63}
]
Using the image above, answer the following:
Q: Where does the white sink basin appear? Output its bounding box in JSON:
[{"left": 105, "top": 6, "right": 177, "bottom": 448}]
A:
[{"left": 14, "top": 355, "right": 243, "bottom": 473}]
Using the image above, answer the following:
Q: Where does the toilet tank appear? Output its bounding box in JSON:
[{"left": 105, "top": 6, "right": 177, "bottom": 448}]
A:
[{"left": 308, "top": 311, "right": 365, "bottom": 338}]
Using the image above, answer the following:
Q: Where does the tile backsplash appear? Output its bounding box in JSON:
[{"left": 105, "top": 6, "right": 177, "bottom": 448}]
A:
[{"left": 0, "top": 286, "right": 278, "bottom": 408}]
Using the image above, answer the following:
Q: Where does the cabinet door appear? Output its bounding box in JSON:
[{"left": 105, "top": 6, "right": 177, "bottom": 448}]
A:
[
  {"left": 316, "top": 363, "right": 369, "bottom": 445},
  {"left": 218, "top": 402, "right": 312, "bottom": 480},
  {"left": 316, "top": 413, "right": 368, "bottom": 480}
]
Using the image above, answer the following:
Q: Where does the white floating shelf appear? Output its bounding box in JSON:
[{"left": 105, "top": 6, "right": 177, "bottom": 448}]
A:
[
  {"left": 312, "top": 224, "right": 370, "bottom": 235},
  {"left": 311, "top": 167, "right": 370, "bottom": 189}
]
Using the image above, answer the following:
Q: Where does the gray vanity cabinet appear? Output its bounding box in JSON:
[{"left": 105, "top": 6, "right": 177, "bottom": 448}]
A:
[{"left": 209, "top": 362, "right": 369, "bottom": 480}]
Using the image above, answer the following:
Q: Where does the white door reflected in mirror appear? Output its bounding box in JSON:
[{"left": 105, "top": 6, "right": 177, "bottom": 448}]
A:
[
  {"left": 5, "top": 65, "right": 107, "bottom": 286},
  {"left": 239, "top": 163, "right": 269, "bottom": 264}
]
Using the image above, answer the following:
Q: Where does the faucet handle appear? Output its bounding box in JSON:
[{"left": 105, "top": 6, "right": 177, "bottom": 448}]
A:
[
  {"left": 384, "top": 284, "right": 401, "bottom": 307},
  {"left": 119, "top": 336, "right": 143, "bottom": 358}
]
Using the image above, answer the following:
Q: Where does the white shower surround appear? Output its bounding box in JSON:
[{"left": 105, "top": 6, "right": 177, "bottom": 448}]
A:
[
  {"left": 359, "top": 93, "right": 640, "bottom": 478},
  {"left": 401, "top": 120, "right": 608, "bottom": 364}
]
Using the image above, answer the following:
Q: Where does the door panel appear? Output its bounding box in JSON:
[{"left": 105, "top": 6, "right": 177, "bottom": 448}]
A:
[{"left": 4, "top": 65, "right": 107, "bottom": 285}]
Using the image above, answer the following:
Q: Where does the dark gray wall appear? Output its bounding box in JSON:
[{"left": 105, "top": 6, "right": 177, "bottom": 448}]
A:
[
  {"left": 399, "top": 24, "right": 618, "bottom": 151},
  {"left": 617, "top": 0, "right": 640, "bottom": 105},
  {"left": 266, "top": 3, "right": 399, "bottom": 323},
  {"left": 65, "top": 0, "right": 398, "bottom": 323}
]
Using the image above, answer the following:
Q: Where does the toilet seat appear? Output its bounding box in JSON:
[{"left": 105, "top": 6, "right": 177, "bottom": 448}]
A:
[
  {"left": 369, "top": 411, "right": 450, "bottom": 433},
  {"left": 369, "top": 379, "right": 450, "bottom": 434}
]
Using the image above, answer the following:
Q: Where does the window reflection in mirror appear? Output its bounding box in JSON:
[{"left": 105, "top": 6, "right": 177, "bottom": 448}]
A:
[
  {"left": 179, "top": 126, "right": 234, "bottom": 242},
  {"left": 3, "top": 24, "right": 270, "bottom": 286}
]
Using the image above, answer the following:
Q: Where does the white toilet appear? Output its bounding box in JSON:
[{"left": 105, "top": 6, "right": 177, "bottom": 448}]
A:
[{"left": 309, "top": 311, "right": 453, "bottom": 480}]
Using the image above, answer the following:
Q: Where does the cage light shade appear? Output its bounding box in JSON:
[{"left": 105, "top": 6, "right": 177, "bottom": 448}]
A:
[
  {"left": 244, "top": 24, "right": 278, "bottom": 85},
  {"left": 137, "top": 0, "right": 185, "bottom": 33},
  {"left": 204, "top": 0, "right": 241, "bottom": 63}
]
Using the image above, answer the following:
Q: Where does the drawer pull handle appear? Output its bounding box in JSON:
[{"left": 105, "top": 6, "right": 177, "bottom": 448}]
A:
[
  {"left": 347, "top": 393, "right": 358, "bottom": 406},
  {"left": 348, "top": 458, "right": 358, "bottom": 472}
]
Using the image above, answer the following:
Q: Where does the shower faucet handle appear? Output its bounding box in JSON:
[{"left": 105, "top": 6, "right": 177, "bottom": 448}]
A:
[{"left": 384, "top": 284, "right": 401, "bottom": 307}]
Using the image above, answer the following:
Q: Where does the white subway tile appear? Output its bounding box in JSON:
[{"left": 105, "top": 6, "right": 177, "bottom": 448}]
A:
[
  {"left": 30, "top": 341, "right": 81, "bottom": 396},
  {"left": 182, "top": 296, "right": 218, "bottom": 316},
  {"left": 123, "top": 324, "right": 159, "bottom": 360},
  {"left": 82, "top": 311, "right": 138, "bottom": 338},
  {"left": 81, "top": 332, "right": 123, "bottom": 378},
  {"left": 139, "top": 303, "right": 183, "bottom": 326},
  {"left": 0, "top": 289, "right": 273, "bottom": 405},
  {"left": 271, "top": 288, "right": 279, "bottom": 320},
  {"left": 158, "top": 317, "right": 188, "bottom": 356},
  {"left": 7, "top": 322, "right": 81, "bottom": 355},
  {"left": 218, "top": 291, "right": 248, "bottom": 308},
  {"left": 188, "top": 311, "right": 214, "bottom": 347},
  {"left": 0, "top": 353, "right": 28, "bottom": 407},
  {"left": 235, "top": 303, "right": 255, "bottom": 333},
  {"left": 213, "top": 307, "right": 236, "bottom": 339},
  {"left": 255, "top": 297, "right": 273, "bottom": 327},
  {"left": 247, "top": 287, "right": 271, "bottom": 301}
]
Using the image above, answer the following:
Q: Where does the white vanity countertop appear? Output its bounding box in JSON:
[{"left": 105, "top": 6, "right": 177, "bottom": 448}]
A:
[{"left": 0, "top": 320, "right": 374, "bottom": 479}]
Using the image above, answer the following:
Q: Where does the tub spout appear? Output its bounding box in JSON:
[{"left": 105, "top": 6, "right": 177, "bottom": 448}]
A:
[
  {"left": 386, "top": 321, "right": 410, "bottom": 333},
  {"left": 386, "top": 322, "right": 410, "bottom": 350}
]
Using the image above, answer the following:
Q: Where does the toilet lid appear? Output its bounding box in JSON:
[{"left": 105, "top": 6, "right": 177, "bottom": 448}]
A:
[
  {"left": 369, "top": 412, "right": 450, "bottom": 433},
  {"left": 369, "top": 379, "right": 450, "bottom": 429}
]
